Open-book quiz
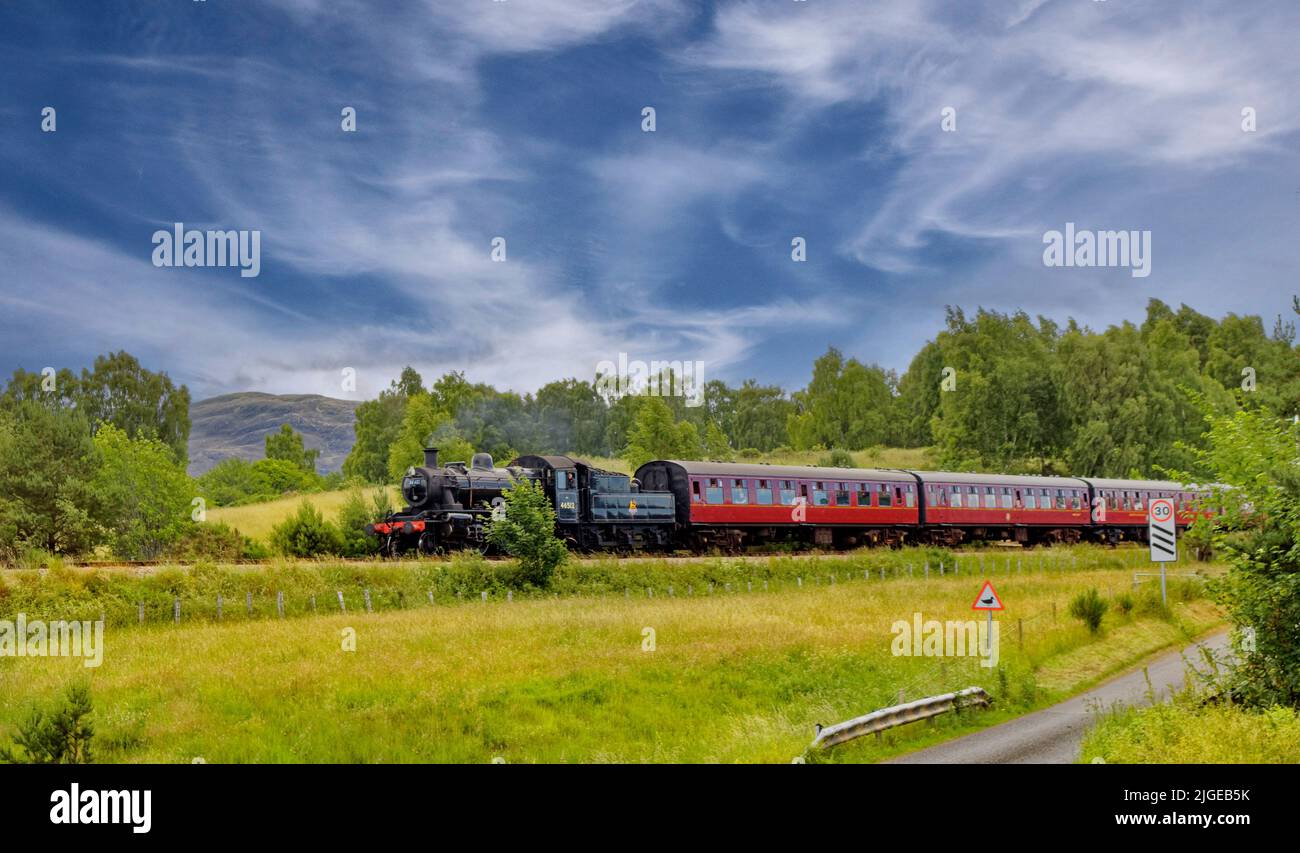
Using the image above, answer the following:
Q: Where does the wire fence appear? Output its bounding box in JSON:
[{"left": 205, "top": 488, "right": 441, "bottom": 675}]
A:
[{"left": 3, "top": 545, "right": 1199, "bottom": 630}]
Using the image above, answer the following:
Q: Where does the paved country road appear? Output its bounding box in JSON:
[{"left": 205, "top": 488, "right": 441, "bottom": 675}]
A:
[{"left": 888, "top": 630, "right": 1231, "bottom": 764}]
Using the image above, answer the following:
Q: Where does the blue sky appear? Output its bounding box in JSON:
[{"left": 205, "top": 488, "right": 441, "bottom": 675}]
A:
[{"left": 1, "top": 0, "right": 1298, "bottom": 402}]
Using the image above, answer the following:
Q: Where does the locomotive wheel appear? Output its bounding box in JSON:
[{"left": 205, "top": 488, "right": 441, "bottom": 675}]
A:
[
  {"left": 384, "top": 536, "right": 404, "bottom": 559},
  {"left": 418, "top": 532, "right": 441, "bottom": 557}
]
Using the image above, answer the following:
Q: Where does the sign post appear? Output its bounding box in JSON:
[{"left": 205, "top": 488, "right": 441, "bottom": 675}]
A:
[
  {"left": 970, "top": 580, "right": 1004, "bottom": 644},
  {"left": 1147, "top": 498, "right": 1177, "bottom": 606}
]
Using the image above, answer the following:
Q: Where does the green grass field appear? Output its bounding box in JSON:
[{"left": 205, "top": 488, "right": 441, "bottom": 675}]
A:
[{"left": 0, "top": 557, "right": 1223, "bottom": 763}]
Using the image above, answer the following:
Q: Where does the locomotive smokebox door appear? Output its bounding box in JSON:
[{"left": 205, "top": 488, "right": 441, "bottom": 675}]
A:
[{"left": 554, "top": 468, "right": 579, "bottom": 523}]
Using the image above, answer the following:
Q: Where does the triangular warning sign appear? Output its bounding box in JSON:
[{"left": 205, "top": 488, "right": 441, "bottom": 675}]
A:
[{"left": 971, "top": 580, "right": 1004, "bottom": 611}]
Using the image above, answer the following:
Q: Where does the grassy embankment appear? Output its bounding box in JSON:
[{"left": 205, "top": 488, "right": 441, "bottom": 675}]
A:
[
  {"left": 0, "top": 547, "right": 1223, "bottom": 763},
  {"left": 1081, "top": 695, "right": 1300, "bottom": 763}
]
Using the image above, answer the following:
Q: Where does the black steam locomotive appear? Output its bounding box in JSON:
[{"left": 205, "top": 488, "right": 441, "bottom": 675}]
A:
[{"left": 366, "top": 447, "right": 676, "bottom": 556}]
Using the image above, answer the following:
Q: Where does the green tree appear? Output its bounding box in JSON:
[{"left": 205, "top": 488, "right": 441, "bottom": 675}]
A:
[
  {"left": 728, "top": 380, "right": 793, "bottom": 451},
  {"left": 265, "top": 423, "right": 320, "bottom": 472},
  {"left": 787, "top": 347, "right": 895, "bottom": 451},
  {"left": 485, "top": 479, "right": 567, "bottom": 588},
  {"left": 0, "top": 684, "right": 94, "bottom": 764},
  {"left": 1184, "top": 409, "right": 1300, "bottom": 707},
  {"left": 533, "top": 378, "right": 609, "bottom": 454},
  {"left": 342, "top": 367, "right": 422, "bottom": 483},
  {"left": 250, "top": 457, "right": 321, "bottom": 496},
  {"left": 0, "top": 401, "right": 103, "bottom": 557},
  {"left": 90, "top": 423, "right": 196, "bottom": 559},
  {"left": 929, "top": 309, "right": 1065, "bottom": 472},
  {"left": 73, "top": 351, "right": 191, "bottom": 464},
  {"left": 622, "top": 397, "right": 703, "bottom": 471},
  {"left": 387, "top": 393, "right": 458, "bottom": 480},
  {"left": 703, "top": 420, "right": 733, "bottom": 461},
  {"left": 197, "top": 458, "right": 262, "bottom": 506}
]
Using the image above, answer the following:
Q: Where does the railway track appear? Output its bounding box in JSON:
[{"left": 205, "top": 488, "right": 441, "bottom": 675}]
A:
[{"left": 58, "top": 543, "right": 1147, "bottom": 571}]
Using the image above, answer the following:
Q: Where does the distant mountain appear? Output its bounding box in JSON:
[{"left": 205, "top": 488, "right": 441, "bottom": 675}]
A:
[{"left": 188, "top": 392, "right": 359, "bottom": 476}]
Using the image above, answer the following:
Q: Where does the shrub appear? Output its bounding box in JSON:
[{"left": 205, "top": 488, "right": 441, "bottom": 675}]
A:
[
  {"left": 485, "top": 480, "right": 566, "bottom": 589},
  {"left": 818, "top": 448, "right": 855, "bottom": 468},
  {"left": 1113, "top": 591, "right": 1135, "bottom": 616},
  {"left": 1067, "top": 587, "right": 1109, "bottom": 634},
  {"left": 1134, "top": 587, "right": 1172, "bottom": 619},
  {"left": 737, "top": 448, "right": 762, "bottom": 459},
  {"left": 269, "top": 500, "right": 345, "bottom": 557},
  {"left": 0, "top": 684, "right": 94, "bottom": 764},
  {"left": 336, "top": 489, "right": 384, "bottom": 558},
  {"left": 165, "top": 521, "right": 266, "bottom": 562}
]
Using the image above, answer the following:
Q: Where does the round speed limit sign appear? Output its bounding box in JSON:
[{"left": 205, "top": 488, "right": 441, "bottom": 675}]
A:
[{"left": 1149, "top": 499, "right": 1173, "bottom": 523}]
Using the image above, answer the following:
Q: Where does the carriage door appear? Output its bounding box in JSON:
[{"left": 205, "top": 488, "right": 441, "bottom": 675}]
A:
[{"left": 554, "top": 468, "right": 579, "bottom": 523}]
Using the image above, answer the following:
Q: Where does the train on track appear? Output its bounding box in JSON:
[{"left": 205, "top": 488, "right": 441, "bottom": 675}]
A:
[{"left": 365, "top": 446, "right": 1214, "bottom": 556}]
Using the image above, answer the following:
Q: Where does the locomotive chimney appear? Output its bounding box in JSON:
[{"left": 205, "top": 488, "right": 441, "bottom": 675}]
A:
[{"left": 423, "top": 446, "right": 439, "bottom": 467}]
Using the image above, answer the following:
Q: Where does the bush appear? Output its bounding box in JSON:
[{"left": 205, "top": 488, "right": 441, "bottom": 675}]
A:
[
  {"left": 0, "top": 684, "right": 94, "bottom": 764},
  {"left": 485, "top": 480, "right": 566, "bottom": 589},
  {"left": 269, "top": 500, "right": 345, "bottom": 557},
  {"left": 165, "top": 521, "right": 267, "bottom": 562},
  {"left": 1067, "top": 588, "right": 1109, "bottom": 634},
  {"left": 737, "top": 447, "right": 762, "bottom": 459},
  {"left": 818, "top": 448, "right": 855, "bottom": 468},
  {"left": 1134, "top": 587, "right": 1172, "bottom": 619},
  {"left": 336, "top": 489, "right": 384, "bottom": 558},
  {"left": 1113, "top": 591, "right": 1134, "bottom": 616}
]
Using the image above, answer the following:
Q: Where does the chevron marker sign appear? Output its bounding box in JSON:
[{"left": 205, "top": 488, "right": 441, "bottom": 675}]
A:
[{"left": 1148, "top": 498, "right": 1177, "bottom": 563}]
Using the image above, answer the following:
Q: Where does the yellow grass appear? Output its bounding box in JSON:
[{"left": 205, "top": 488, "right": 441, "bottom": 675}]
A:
[{"left": 208, "top": 487, "right": 400, "bottom": 542}]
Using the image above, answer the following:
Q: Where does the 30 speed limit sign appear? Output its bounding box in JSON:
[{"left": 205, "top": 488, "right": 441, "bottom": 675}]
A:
[{"left": 1148, "top": 498, "right": 1177, "bottom": 562}]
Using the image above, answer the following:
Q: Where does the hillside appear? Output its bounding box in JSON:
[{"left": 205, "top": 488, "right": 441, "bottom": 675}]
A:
[{"left": 188, "top": 392, "right": 359, "bottom": 475}]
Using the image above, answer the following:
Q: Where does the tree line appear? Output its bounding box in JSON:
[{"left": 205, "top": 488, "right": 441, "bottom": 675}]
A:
[{"left": 343, "top": 298, "right": 1300, "bottom": 481}]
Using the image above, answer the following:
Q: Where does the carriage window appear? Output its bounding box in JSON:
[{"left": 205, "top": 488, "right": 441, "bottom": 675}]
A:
[
  {"left": 983, "top": 487, "right": 996, "bottom": 509},
  {"left": 1000, "top": 487, "right": 1013, "bottom": 509},
  {"left": 1055, "top": 489, "right": 1066, "bottom": 510},
  {"left": 1133, "top": 492, "right": 1145, "bottom": 512},
  {"left": 857, "top": 482, "right": 873, "bottom": 506},
  {"left": 706, "top": 478, "right": 724, "bottom": 504},
  {"left": 812, "top": 481, "right": 829, "bottom": 506},
  {"left": 779, "top": 480, "right": 797, "bottom": 506},
  {"left": 950, "top": 485, "right": 961, "bottom": 508},
  {"left": 756, "top": 479, "right": 773, "bottom": 505},
  {"left": 934, "top": 486, "right": 947, "bottom": 507},
  {"left": 878, "top": 484, "right": 892, "bottom": 507},
  {"left": 1122, "top": 491, "right": 1131, "bottom": 510},
  {"left": 731, "top": 479, "right": 748, "bottom": 505},
  {"left": 904, "top": 485, "right": 915, "bottom": 507},
  {"left": 835, "top": 483, "right": 851, "bottom": 506},
  {"left": 692, "top": 480, "right": 702, "bottom": 502},
  {"left": 1025, "top": 491, "right": 1037, "bottom": 509}
]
